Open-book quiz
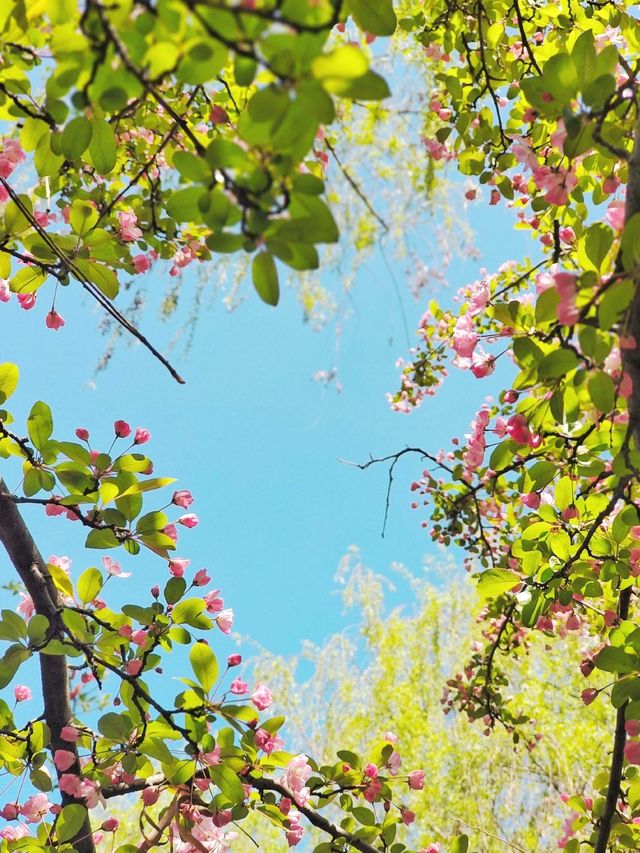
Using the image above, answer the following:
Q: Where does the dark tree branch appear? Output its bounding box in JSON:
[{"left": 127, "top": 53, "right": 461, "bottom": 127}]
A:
[
  {"left": 0, "top": 479, "right": 95, "bottom": 853},
  {"left": 594, "top": 586, "right": 632, "bottom": 853}
]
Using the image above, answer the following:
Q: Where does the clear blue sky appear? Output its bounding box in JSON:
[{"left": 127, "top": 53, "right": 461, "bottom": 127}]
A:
[{"left": 2, "top": 193, "right": 530, "bottom": 661}]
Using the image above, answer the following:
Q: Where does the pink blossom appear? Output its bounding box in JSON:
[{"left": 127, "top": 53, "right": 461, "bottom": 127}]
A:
[
  {"left": 102, "top": 556, "right": 131, "bottom": 578},
  {"left": 114, "top": 419, "right": 131, "bottom": 438},
  {"left": 626, "top": 720, "right": 640, "bottom": 737},
  {"left": 512, "top": 139, "right": 538, "bottom": 170},
  {"left": 521, "top": 492, "right": 541, "bottom": 509},
  {"left": 54, "top": 750, "right": 76, "bottom": 771},
  {"left": 386, "top": 750, "right": 402, "bottom": 775},
  {"left": 606, "top": 200, "right": 625, "bottom": 232},
  {"left": 61, "top": 725, "right": 80, "bottom": 742},
  {"left": 20, "top": 793, "right": 51, "bottom": 823},
  {"left": 132, "top": 254, "right": 151, "bottom": 274},
  {"left": 193, "top": 568, "right": 210, "bottom": 587},
  {"left": 625, "top": 741, "right": 640, "bottom": 764},
  {"left": 603, "top": 175, "right": 620, "bottom": 194},
  {"left": 172, "top": 490, "right": 194, "bottom": 508},
  {"left": 364, "top": 763, "right": 378, "bottom": 778},
  {"left": 134, "top": 427, "right": 150, "bottom": 444},
  {"left": 285, "top": 813, "right": 304, "bottom": 847},
  {"left": 0, "top": 280, "right": 10, "bottom": 302},
  {"left": 169, "top": 557, "right": 190, "bottom": 577},
  {"left": 142, "top": 787, "right": 160, "bottom": 806},
  {"left": 506, "top": 414, "right": 532, "bottom": 445},
  {"left": 13, "top": 685, "right": 31, "bottom": 702},
  {"left": 283, "top": 755, "right": 312, "bottom": 807},
  {"left": 200, "top": 745, "right": 222, "bottom": 766},
  {"left": 553, "top": 271, "right": 580, "bottom": 326},
  {"left": 251, "top": 683, "right": 273, "bottom": 710},
  {"left": 533, "top": 165, "right": 577, "bottom": 205},
  {"left": 210, "top": 106, "right": 229, "bottom": 124},
  {"left": 470, "top": 349, "right": 495, "bottom": 378},
  {"left": 230, "top": 677, "right": 249, "bottom": 695},
  {"left": 254, "top": 728, "right": 284, "bottom": 754},
  {"left": 17, "top": 292, "right": 36, "bottom": 310},
  {"left": 0, "top": 825, "right": 29, "bottom": 840},
  {"left": 44, "top": 304, "right": 66, "bottom": 333},
  {"left": 408, "top": 769, "right": 425, "bottom": 790},
  {"left": 178, "top": 513, "right": 199, "bottom": 528},
  {"left": 118, "top": 211, "right": 143, "bottom": 242},
  {"left": 163, "top": 523, "right": 178, "bottom": 543},
  {"left": 216, "top": 608, "right": 234, "bottom": 634},
  {"left": 17, "top": 593, "right": 34, "bottom": 619},
  {"left": 204, "top": 589, "right": 224, "bottom": 612},
  {"left": 131, "top": 629, "right": 148, "bottom": 646},
  {"left": 0, "top": 802, "right": 19, "bottom": 820},
  {"left": 363, "top": 779, "right": 382, "bottom": 802},
  {"left": 124, "top": 659, "right": 142, "bottom": 676},
  {"left": 452, "top": 313, "right": 478, "bottom": 359}
]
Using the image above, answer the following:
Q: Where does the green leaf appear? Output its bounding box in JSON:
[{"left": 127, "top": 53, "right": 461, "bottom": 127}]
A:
[
  {"left": 165, "top": 577, "right": 187, "bottom": 605},
  {"left": 98, "top": 711, "right": 132, "bottom": 740},
  {"left": 347, "top": 0, "right": 397, "bottom": 36},
  {"left": 451, "top": 835, "right": 469, "bottom": 853},
  {"left": 208, "top": 764, "right": 245, "bottom": 805},
  {"left": 88, "top": 118, "right": 117, "bottom": 175},
  {"left": 77, "top": 567, "right": 103, "bottom": 604},
  {"left": 555, "top": 476, "right": 573, "bottom": 511},
  {"left": 324, "top": 69, "right": 391, "bottom": 100},
  {"left": 85, "top": 528, "right": 120, "bottom": 549},
  {"left": 477, "top": 569, "right": 519, "bottom": 599},
  {"left": 117, "top": 477, "right": 176, "bottom": 498},
  {"left": 10, "top": 267, "right": 47, "bottom": 294},
  {"left": 252, "top": 252, "right": 280, "bottom": 306},
  {"left": 73, "top": 259, "right": 119, "bottom": 298},
  {"left": 27, "top": 401, "right": 53, "bottom": 450},
  {"left": 0, "top": 363, "right": 19, "bottom": 402},
  {"left": 189, "top": 641, "right": 219, "bottom": 693},
  {"left": 588, "top": 371, "right": 615, "bottom": 413},
  {"left": 69, "top": 200, "right": 98, "bottom": 237},
  {"left": 537, "top": 349, "right": 579, "bottom": 379},
  {"left": 57, "top": 804, "right": 88, "bottom": 842},
  {"left": 61, "top": 116, "right": 93, "bottom": 159},
  {"left": 312, "top": 46, "right": 369, "bottom": 81},
  {"left": 594, "top": 646, "right": 638, "bottom": 674}
]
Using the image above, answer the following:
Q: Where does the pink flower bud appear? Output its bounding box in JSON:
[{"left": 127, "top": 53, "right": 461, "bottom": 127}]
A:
[
  {"left": 625, "top": 741, "right": 640, "bottom": 765},
  {"left": 114, "top": 420, "right": 131, "bottom": 438},
  {"left": 75, "top": 428, "right": 89, "bottom": 441},
  {"left": 178, "top": 513, "right": 199, "bottom": 528},
  {"left": 13, "top": 685, "right": 31, "bottom": 702},
  {"left": 172, "top": 489, "right": 194, "bottom": 508},
  {"left": 581, "top": 688, "right": 599, "bottom": 705},
  {"left": 193, "top": 568, "right": 210, "bottom": 587},
  {"left": 408, "top": 769, "right": 425, "bottom": 790},
  {"left": 227, "top": 653, "right": 242, "bottom": 667},
  {"left": 503, "top": 390, "right": 518, "bottom": 404},
  {"left": 142, "top": 786, "right": 160, "bottom": 806},
  {"left": 102, "top": 818, "right": 119, "bottom": 832},
  {"left": 210, "top": 105, "right": 229, "bottom": 124},
  {"left": 45, "top": 310, "right": 65, "bottom": 330},
  {"left": 134, "top": 427, "right": 150, "bottom": 445},
  {"left": 54, "top": 750, "right": 76, "bottom": 771}
]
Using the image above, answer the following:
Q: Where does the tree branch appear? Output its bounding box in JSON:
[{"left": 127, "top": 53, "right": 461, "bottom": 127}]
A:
[{"left": 0, "top": 479, "right": 95, "bottom": 853}]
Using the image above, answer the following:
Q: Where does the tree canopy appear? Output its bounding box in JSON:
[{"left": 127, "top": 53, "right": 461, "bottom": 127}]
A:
[{"left": 1, "top": 1, "right": 640, "bottom": 853}]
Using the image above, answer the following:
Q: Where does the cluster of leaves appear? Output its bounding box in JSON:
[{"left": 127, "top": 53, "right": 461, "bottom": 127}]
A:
[
  {"left": 0, "top": 359, "right": 439, "bottom": 853},
  {"left": 384, "top": 0, "right": 640, "bottom": 850},
  {"left": 0, "top": 0, "right": 394, "bottom": 340}
]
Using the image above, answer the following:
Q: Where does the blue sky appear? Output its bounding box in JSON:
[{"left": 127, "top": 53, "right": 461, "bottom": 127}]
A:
[{"left": 2, "top": 190, "right": 531, "bottom": 663}]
